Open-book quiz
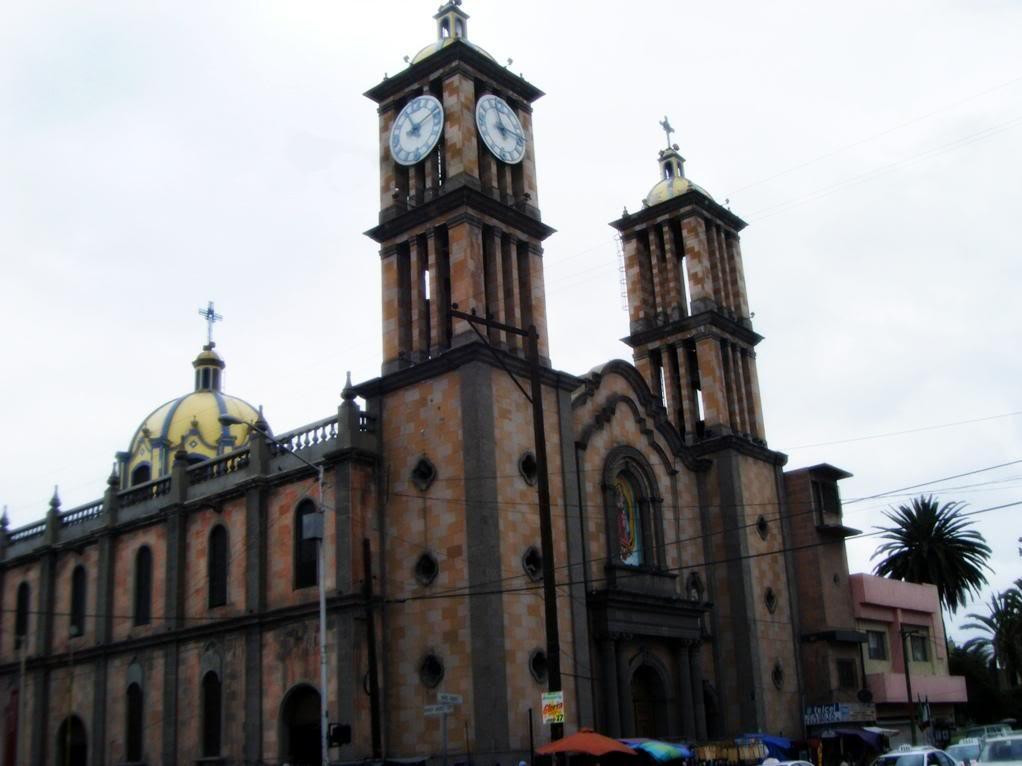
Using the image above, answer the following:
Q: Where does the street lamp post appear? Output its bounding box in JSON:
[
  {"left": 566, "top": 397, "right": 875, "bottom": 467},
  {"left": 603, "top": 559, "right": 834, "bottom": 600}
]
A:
[{"left": 220, "top": 414, "right": 331, "bottom": 766}]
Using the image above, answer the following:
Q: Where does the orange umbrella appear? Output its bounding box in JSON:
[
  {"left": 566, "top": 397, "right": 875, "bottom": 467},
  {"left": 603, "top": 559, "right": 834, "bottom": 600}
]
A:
[{"left": 536, "top": 728, "right": 639, "bottom": 756}]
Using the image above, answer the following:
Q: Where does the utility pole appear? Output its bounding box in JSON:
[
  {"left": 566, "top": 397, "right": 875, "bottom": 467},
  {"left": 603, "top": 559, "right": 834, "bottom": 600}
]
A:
[
  {"left": 901, "top": 628, "right": 919, "bottom": 745},
  {"left": 450, "top": 306, "right": 563, "bottom": 740}
]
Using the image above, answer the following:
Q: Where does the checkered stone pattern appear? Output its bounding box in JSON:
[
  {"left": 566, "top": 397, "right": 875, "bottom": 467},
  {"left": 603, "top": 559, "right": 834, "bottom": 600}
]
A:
[
  {"left": 112, "top": 525, "right": 167, "bottom": 642},
  {"left": 492, "top": 375, "right": 575, "bottom": 747},
  {"left": 265, "top": 476, "right": 336, "bottom": 610},
  {"left": 183, "top": 495, "right": 246, "bottom": 622},
  {"left": 174, "top": 632, "right": 247, "bottom": 762},
  {"left": 572, "top": 368, "right": 695, "bottom": 592},
  {"left": 1, "top": 561, "right": 40, "bottom": 663},
  {"left": 104, "top": 649, "right": 165, "bottom": 765},
  {"left": 260, "top": 616, "right": 328, "bottom": 758},
  {"left": 378, "top": 372, "right": 472, "bottom": 755}
]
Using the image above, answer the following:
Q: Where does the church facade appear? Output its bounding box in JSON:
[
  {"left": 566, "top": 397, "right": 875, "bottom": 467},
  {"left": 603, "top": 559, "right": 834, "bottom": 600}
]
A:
[{"left": 0, "top": 4, "right": 852, "bottom": 765}]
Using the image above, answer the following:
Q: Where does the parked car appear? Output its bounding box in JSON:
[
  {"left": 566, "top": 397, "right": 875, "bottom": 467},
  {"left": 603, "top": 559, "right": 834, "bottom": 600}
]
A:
[
  {"left": 963, "top": 725, "right": 1012, "bottom": 741},
  {"left": 872, "top": 745, "right": 958, "bottom": 766},
  {"left": 979, "top": 735, "right": 1022, "bottom": 766},
  {"left": 946, "top": 739, "right": 980, "bottom": 766}
]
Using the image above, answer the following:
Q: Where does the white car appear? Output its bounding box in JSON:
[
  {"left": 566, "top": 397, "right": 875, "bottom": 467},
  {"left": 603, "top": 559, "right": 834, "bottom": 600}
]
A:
[
  {"left": 979, "top": 735, "right": 1022, "bottom": 766},
  {"left": 946, "top": 738, "right": 980, "bottom": 766},
  {"left": 871, "top": 745, "right": 958, "bottom": 766}
]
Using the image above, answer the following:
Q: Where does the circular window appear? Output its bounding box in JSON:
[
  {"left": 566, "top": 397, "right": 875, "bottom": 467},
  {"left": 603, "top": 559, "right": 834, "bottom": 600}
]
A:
[
  {"left": 419, "top": 653, "right": 445, "bottom": 688},
  {"left": 833, "top": 573, "right": 841, "bottom": 586},
  {"left": 529, "top": 649, "right": 548, "bottom": 683},
  {"left": 764, "top": 587, "right": 778, "bottom": 614},
  {"left": 415, "top": 552, "right": 439, "bottom": 586},
  {"left": 522, "top": 546, "right": 543, "bottom": 581},
  {"left": 756, "top": 515, "right": 769, "bottom": 539},
  {"left": 519, "top": 452, "right": 538, "bottom": 485},
  {"left": 411, "top": 457, "right": 437, "bottom": 491},
  {"left": 772, "top": 661, "right": 784, "bottom": 690}
]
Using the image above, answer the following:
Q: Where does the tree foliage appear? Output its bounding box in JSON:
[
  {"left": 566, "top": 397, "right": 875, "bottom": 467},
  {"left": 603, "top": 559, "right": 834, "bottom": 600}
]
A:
[
  {"left": 963, "top": 579, "right": 1022, "bottom": 688},
  {"left": 870, "top": 494, "right": 992, "bottom": 614}
]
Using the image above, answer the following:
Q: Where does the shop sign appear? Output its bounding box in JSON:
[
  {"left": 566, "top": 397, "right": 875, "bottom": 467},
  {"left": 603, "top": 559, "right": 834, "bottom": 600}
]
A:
[{"left": 804, "top": 702, "right": 876, "bottom": 726}]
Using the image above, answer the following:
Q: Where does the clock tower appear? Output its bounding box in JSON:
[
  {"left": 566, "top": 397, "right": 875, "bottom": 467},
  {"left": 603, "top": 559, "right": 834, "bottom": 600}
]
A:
[{"left": 365, "top": 1, "right": 554, "bottom": 373}]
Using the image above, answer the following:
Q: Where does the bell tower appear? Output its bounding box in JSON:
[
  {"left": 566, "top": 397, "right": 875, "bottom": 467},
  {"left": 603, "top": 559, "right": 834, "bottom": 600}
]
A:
[
  {"left": 610, "top": 127, "right": 767, "bottom": 445},
  {"left": 365, "top": 2, "right": 554, "bottom": 374}
]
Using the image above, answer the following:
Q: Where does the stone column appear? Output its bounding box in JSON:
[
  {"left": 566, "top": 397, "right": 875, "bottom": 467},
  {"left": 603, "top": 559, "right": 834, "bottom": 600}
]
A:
[
  {"left": 616, "top": 640, "right": 633, "bottom": 737},
  {"left": 409, "top": 234, "right": 430, "bottom": 361},
  {"left": 501, "top": 233, "right": 521, "bottom": 353},
  {"left": 690, "top": 644, "right": 707, "bottom": 740},
  {"left": 525, "top": 242, "right": 550, "bottom": 363},
  {"left": 648, "top": 228, "right": 666, "bottom": 324},
  {"left": 380, "top": 244, "right": 400, "bottom": 372},
  {"left": 694, "top": 335, "right": 729, "bottom": 435},
  {"left": 676, "top": 643, "right": 696, "bottom": 738},
  {"left": 661, "top": 222, "right": 683, "bottom": 321},
  {"left": 447, "top": 214, "right": 485, "bottom": 346},
  {"left": 601, "top": 638, "right": 621, "bottom": 737},
  {"left": 482, "top": 226, "right": 504, "bottom": 344},
  {"left": 682, "top": 217, "right": 715, "bottom": 314}
]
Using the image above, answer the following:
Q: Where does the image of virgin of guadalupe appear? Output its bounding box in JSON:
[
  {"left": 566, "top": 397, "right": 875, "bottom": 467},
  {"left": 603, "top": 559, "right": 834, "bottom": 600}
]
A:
[{"left": 614, "top": 476, "right": 642, "bottom": 566}]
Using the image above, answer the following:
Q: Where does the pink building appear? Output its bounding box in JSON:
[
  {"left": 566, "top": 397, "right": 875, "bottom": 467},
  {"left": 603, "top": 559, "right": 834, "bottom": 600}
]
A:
[{"left": 850, "top": 574, "right": 967, "bottom": 743}]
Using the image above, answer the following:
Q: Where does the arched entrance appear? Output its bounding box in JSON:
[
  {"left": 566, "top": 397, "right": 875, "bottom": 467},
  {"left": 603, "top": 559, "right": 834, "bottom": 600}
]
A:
[
  {"left": 631, "top": 665, "right": 668, "bottom": 738},
  {"left": 55, "top": 715, "right": 87, "bottom": 766},
  {"left": 279, "top": 684, "right": 321, "bottom": 766}
]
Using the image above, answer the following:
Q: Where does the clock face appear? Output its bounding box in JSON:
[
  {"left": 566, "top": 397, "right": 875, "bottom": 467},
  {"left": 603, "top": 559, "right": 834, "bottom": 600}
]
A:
[
  {"left": 389, "top": 95, "right": 444, "bottom": 166},
  {"left": 475, "top": 94, "right": 527, "bottom": 165}
]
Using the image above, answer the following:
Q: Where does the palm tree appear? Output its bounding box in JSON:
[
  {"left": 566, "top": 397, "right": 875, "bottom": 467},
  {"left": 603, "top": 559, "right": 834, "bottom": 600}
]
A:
[
  {"left": 963, "top": 580, "right": 1022, "bottom": 688},
  {"left": 870, "top": 494, "right": 992, "bottom": 614}
]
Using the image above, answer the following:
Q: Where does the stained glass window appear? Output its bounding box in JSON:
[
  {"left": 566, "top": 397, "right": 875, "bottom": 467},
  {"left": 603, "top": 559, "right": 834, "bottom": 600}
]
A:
[{"left": 614, "top": 473, "right": 643, "bottom": 566}]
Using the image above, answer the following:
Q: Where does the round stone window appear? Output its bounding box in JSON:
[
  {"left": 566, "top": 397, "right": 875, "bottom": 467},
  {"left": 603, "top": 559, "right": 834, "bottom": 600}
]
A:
[
  {"left": 522, "top": 546, "right": 543, "bottom": 582},
  {"left": 764, "top": 586, "right": 778, "bottom": 614},
  {"left": 519, "top": 452, "right": 538, "bottom": 485},
  {"left": 411, "top": 456, "right": 437, "bottom": 491},
  {"left": 419, "top": 653, "right": 445, "bottom": 688},
  {"left": 772, "top": 661, "right": 784, "bottom": 690},
  {"left": 529, "top": 649, "right": 548, "bottom": 683},
  {"left": 415, "top": 552, "right": 439, "bottom": 586},
  {"left": 756, "top": 515, "right": 769, "bottom": 539}
]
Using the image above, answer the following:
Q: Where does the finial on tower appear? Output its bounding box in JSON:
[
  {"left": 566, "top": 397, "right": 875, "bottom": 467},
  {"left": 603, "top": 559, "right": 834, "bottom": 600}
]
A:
[
  {"left": 659, "top": 115, "right": 675, "bottom": 149},
  {"left": 198, "top": 301, "right": 224, "bottom": 345}
]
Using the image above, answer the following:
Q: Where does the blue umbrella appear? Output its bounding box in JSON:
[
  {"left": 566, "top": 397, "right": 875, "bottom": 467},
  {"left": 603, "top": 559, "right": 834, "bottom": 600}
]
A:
[{"left": 620, "top": 739, "right": 693, "bottom": 762}]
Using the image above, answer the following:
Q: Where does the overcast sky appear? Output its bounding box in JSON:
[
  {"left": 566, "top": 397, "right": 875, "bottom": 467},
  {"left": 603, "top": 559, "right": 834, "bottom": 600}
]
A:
[{"left": 2, "top": 0, "right": 1020, "bottom": 641}]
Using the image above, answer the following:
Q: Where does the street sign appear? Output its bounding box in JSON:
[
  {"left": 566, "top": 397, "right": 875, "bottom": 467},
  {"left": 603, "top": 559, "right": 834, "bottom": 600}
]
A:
[
  {"left": 424, "top": 704, "right": 454, "bottom": 717},
  {"left": 437, "top": 692, "right": 463, "bottom": 705}
]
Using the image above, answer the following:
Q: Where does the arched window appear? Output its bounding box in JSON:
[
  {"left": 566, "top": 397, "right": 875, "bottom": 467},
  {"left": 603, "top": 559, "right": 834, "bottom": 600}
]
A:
[
  {"left": 201, "top": 671, "right": 222, "bottom": 757},
  {"left": 602, "top": 447, "right": 664, "bottom": 569},
  {"left": 69, "top": 565, "right": 87, "bottom": 637},
  {"left": 14, "top": 582, "right": 30, "bottom": 650},
  {"left": 613, "top": 470, "right": 645, "bottom": 566},
  {"left": 125, "top": 682, "right": 143, "bottom": 761},
  {"left": 208, "top": 525, "right": 228, "bottom": 608},
  {"left": 133, "top": 546, "right": 152, "bottom": 626},
  {"left": 130, "top": 464, "right": 151, "bottom": 486},
  {"left": 294, "top": 501, "right": 319, "bottom": 589}
]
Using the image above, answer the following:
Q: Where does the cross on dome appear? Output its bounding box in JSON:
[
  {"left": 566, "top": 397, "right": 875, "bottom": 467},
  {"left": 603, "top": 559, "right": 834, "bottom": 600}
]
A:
[
  {"left": 659, "top": 115, "right": 675, "bottom": 149},
  {"left": 198, "top": 301, "right": 223, "bottom": 345}
]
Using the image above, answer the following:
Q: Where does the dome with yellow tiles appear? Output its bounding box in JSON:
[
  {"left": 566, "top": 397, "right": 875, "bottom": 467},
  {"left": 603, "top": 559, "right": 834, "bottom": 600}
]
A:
[
  {"left": 410, "top": 1, "right": 493, "bottom": 65},
  {"left": 643, "top": 147, "right": 712, "bottom": 208},
  {"left": 120, "top": 344, "right": 266, "bottom": 486}
]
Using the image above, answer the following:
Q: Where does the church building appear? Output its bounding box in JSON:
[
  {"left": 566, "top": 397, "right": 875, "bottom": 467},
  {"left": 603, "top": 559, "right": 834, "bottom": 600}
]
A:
[{"left": 0, "top": 4, "right": 853, "bottom": 764}]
